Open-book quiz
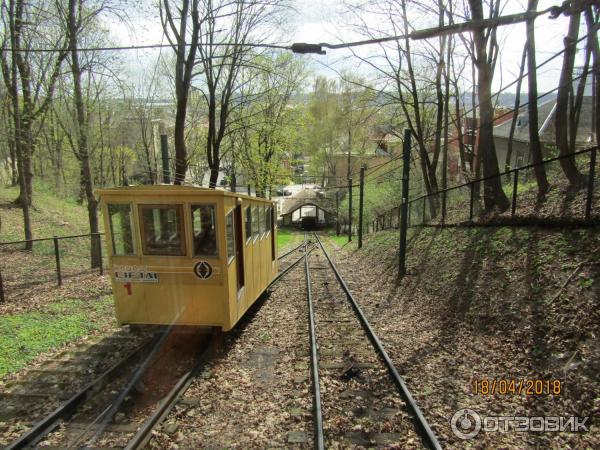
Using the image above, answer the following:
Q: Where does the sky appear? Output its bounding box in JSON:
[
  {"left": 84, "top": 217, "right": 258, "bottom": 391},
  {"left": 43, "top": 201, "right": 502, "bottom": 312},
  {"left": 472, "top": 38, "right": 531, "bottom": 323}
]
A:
[{"left": 109, "top": 0, "right": 584, "bottom": 96}]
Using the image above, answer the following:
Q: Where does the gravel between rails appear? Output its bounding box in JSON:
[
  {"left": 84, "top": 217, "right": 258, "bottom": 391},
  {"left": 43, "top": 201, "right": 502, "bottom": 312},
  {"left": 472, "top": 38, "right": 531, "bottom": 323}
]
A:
[
  {"left": 308, "top": 249, "right": 423, "bottom": 449},
  {"left": 147, "top": 258, "right": 313, "bottom": 449}
]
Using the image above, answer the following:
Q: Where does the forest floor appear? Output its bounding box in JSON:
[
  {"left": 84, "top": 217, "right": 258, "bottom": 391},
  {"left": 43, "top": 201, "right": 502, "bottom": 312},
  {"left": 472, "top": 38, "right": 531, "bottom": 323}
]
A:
[{"left": 327, "top": 225, "right": 599, "bottom": 448}]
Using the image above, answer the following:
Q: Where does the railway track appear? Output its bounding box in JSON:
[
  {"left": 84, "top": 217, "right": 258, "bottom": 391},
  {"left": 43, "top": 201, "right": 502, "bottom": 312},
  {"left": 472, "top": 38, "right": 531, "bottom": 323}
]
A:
[
  {"left": 304, "top": 233, "right": 441, "bottom": 449},
  {"left": 4, "top": 243, "right": 312, "bottom": 449},
  {"left": 0, "top": 331, "right": 152, "bottom": 447}
]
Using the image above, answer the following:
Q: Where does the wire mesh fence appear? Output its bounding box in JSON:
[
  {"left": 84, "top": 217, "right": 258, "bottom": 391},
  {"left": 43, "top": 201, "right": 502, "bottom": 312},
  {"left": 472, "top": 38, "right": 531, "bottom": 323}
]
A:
[
  {"left": 370, "top": 146, "right": 598, "bottom": 233},
  {"left": 0, "top": 233, "right": 107, "bottom": 303}
]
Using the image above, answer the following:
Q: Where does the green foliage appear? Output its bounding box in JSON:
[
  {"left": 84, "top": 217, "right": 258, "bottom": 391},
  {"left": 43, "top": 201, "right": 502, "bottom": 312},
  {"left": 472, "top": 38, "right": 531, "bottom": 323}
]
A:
[{"left": 339, "top": 175, "right": 403, "bottom": 225}]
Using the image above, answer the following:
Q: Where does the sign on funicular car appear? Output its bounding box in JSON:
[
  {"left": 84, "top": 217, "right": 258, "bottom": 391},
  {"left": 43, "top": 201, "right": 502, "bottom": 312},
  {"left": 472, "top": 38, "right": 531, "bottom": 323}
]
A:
[{"left": 113, "top": 265, "right": 159, "bottom": 283}]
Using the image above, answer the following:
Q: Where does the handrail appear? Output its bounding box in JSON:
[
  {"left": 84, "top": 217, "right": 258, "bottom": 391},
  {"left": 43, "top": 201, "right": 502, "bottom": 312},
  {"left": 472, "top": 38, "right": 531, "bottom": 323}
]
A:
[
  {"left": 408, "top": 145, "right": 598, "bottom": 204},
  {"left": 0, "top": 232, "right": 104, "bottom": 247}
]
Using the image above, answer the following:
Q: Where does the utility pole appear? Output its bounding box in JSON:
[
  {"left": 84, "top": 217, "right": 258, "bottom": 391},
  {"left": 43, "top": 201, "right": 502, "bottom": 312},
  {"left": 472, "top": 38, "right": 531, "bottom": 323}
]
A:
[
  {"left": 399, "top": 130, "right": 411, "bottom": 277},
  {"left": 358, "top": 166, "right": 365, "bottom": 248}
]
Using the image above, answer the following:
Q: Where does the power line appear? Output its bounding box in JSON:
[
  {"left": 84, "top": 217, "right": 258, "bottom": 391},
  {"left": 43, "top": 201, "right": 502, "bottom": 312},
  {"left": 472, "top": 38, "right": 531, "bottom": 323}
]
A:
[
  {"left": 346, "top": 23, "right": 598, "bottom": 183},
  {"left": 0, "top": 3, "right": 576, "bottom": 54}
]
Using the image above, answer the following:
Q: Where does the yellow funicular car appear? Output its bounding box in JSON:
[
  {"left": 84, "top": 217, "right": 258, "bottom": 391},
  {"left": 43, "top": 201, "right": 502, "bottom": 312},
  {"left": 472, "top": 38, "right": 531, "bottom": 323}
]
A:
[{"left": 98, "top": 185, "right": 278, "bottom": 331}]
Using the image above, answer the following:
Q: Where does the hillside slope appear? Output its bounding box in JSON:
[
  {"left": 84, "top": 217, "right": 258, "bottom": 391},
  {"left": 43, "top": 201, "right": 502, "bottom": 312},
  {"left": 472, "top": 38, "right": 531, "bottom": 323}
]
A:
[
  {"left": 0, "top": 183, "right": 100, "bottom": 242},
  {"left": 330, "top": 225, "right": 599, "bottom": 448}
]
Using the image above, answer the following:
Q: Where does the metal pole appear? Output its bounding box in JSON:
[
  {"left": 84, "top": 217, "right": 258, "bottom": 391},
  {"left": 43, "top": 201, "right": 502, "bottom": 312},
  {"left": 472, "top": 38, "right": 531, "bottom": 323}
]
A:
[
  {"left": 0, "top": 269, "right": 5, "bottom": 303},
  {"left": 336, "top": 191, "right": 340, "bottom": 236},
  {"left": 96, "top": 233, "right": 103, "bottom": 276},
  {"left": 160, "top": 134, "right": 170, "bottom": 184},
  {"left": 441, "top": 190, "right": 447, "bottom": 226},
  {"left": 53, "top": 236, "right": 62, "bottom": 286},
  {"left": 399, "top": 129, "right": 411, "bottom": 277},
  {"left": 512, "top": 169, "right": 519, "bottom": 219},
  {"left": 348, "top": 178, "right": 353, "bottom": 242},
  {"left": 585, "top": 148, "right": 596, "bottom": 221},
  {"left": 469, "top": 183, "right": 475, "bottom": 222},
  {"left": 358, "top": 166, "right": 365, "bottom": 249}
]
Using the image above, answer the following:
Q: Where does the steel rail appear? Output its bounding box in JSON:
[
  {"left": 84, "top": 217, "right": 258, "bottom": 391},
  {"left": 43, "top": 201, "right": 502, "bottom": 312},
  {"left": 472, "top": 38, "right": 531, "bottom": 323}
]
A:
[
  {"left": 277, "top": 241, "right": 306, "bottom": 261},
  {"left": 314, "top": 234, "right": 442, "bottom": 450},
  {"left": 303, "top": 236, "right": 325, "bottom": 450},
  {"left": 267, "top": 243, "right": 317, "bottom": 289},
  {"left": 127, "top": 245, "right": 318, "bottom": 448},
  {"left": 5, "top": 335, "right": 160, "bottom": 450},
  {"left": 70, "top": 323, "right": 181, "bottom": 447},
  {"left": 125, "top": 334, "right": 215, "bottom": 450}
]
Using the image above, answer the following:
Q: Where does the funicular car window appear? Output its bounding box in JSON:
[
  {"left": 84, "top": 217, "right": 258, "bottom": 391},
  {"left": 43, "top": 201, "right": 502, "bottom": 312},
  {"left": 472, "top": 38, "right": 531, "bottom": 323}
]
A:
[
  {"left": 191, "top": 204, "right": 217, "bottom": 257},
  {"left": 226, "top": 211, "right": 235, "bottom": 262},
  {"left": 140, "top": 205, "right": 185, "bottom": 256},
  {"left": 265, "top": 207, "right": 271, "bottom": 235},
  {"left": 245, "top": 207, "right": 252, "bottom": 242},
  {"left": 252, "top": 206, "right": 259, "bottom": 239},
  {"left": 260, "top": 205, "right": 266, "bottom": 237},
  {"left": 108, "top": 203, "right": 135, "bottom": 255}
]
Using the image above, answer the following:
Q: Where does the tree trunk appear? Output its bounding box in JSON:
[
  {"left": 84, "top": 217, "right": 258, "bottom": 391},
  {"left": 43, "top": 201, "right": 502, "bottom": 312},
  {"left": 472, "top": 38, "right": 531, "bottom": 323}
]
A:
[
  {"left": 584, "top": 8, "right": 599, "bottom": 147},
  {"left": 526, "top": 0, "right": 549, "bottom": 199},
  {"left": 555, "top": 10, "right": 585, "bottom": 186},
  {"left": 506, "top": 46, "right": 527, "bottom": 173},
  {"left": 68, "top": 0, "right": 100, "bottom": 268},
  {"left": 469, "top": 0, "right": 510, "bottom": 211}
]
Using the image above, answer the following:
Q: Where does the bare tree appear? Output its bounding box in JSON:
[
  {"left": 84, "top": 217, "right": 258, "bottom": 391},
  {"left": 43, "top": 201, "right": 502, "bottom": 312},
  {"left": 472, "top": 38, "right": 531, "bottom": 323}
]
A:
[
  {"left": 555, "top": 6, "right": 587, "bottom": 186},
  {"left": 0, "top": 0, "right": 68, "bottom": 247},
  {"left": 160, "top": 0, "right": 200, "bottom": 185},
  {"left": 467, "top": 0, "right": 509, "bottom": 211},
  {"left": 525, "top": 0, "right": 549, "bottom": 198},
  {"left": 195, "top": 0, "right": 285, "bottom": 188}
]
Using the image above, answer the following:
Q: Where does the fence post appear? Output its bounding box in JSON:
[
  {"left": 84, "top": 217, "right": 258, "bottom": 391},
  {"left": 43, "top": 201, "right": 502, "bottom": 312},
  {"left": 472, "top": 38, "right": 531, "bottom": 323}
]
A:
[
  {"left": 53, "top": 236, "right": 62, "bottom": 286},
  {"left": 511, "top": 169, "right": 519, "bottom": 219},
  {"left": 335, "top": 191, "right": 340, "bottom": 236},
  {"left": 160, "top": 134, "right": 171, "bottom": 184},
  {"left": 422, "top": 196, "right": 426, "bottom": 224},
  {"left": 469, "top": 183, "right": 475, "bottom": 221},
  {"left": 0, "top": 269, "right": 4, "bottom": 303},
  {"left": 96, "top": 233, "right": 103, "bottom": 275},
  {"left": 441, "top": 190, "right": 447, "bottom": 226},
  {"left": 247, "top": 184, "right": 251, "bottom": 196},
  {"left": 585, "top": 148, "right": 596, "bottom": 221},
  {"left": 348, "top": 178, "right": 353, "bottom": 242},
  {"left": 358, "top": 166, "right": 365, "bottom": 249},
  {"left": 399, "top": 129, "right": 411, "bottom": 277}
]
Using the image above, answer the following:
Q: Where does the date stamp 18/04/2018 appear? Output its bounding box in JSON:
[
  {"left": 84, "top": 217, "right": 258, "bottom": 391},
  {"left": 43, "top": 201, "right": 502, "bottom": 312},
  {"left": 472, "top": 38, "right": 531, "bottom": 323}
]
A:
[{"left": 472, "top": 378, "right": 562, "bottom": 396}]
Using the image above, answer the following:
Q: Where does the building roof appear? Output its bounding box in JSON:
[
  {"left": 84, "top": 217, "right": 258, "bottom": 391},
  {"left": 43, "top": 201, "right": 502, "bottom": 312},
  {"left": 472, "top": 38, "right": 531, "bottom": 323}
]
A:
[
  {"left": 493, "top": 96, "right": 595, "bottom": 145},
  {"left": 280, "top": 188, "right": 335, "bottom": 216}
]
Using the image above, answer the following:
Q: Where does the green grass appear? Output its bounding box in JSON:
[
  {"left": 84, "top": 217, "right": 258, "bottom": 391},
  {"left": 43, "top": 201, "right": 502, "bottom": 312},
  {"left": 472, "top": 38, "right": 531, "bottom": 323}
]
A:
[
  {"left": 0, "top": 180, "right": 102, "bottom": 243},
  {"left": 277, "top": 228, "right": 302, "bottom": 248},
  {"left": 0, "top": 297, "right": 113, "bottom": 377}
]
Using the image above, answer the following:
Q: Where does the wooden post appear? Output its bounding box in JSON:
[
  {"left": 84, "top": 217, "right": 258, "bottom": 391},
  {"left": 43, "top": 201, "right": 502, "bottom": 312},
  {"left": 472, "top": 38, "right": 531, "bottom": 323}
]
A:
[{"left": 53, "top": 236, "right": 62, "bottom": 286}]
